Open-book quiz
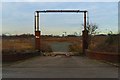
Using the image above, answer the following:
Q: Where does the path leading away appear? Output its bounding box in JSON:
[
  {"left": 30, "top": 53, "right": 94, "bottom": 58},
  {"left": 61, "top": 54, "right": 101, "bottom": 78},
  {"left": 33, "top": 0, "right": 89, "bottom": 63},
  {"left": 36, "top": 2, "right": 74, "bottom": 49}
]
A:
[
  {"left": 3, "top": 55, "right": 118, "bottom": 78},
  {"left": 48, "top": 42, "right": 72, "bottom": 52}
]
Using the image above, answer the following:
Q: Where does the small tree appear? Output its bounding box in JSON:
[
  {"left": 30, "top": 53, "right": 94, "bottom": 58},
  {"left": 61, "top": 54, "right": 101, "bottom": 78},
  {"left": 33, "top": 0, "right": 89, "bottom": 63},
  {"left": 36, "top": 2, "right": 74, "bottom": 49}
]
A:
[
  {"left": 87, "top": 23, "right": 98, "bottom": 35},
  {"left": 86, "top": 23, "right": 98, "bottom": 48}
]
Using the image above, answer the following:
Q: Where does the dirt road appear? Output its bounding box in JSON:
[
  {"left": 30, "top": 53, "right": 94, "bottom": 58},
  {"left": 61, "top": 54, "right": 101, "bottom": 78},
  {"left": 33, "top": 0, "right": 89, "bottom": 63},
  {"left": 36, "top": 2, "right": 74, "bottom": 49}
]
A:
[
  {"left": 48, "top": 42, "right": 72, "bottom": 52},
  {"left": 3, "top": 55, "right": 118, "bottom": 78}
]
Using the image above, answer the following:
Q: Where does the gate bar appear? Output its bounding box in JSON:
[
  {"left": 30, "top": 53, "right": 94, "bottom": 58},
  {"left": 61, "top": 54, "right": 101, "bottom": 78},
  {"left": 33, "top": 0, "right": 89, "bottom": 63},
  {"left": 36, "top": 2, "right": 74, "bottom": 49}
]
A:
[{"left": 36, "top": 10, "right": 87, "bottom": 13}]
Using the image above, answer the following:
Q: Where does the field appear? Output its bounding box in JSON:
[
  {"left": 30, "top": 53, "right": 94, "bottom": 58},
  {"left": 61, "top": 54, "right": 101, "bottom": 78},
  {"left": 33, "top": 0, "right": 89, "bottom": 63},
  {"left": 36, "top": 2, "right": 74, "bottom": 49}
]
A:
[
  {"left": 2, "top": 36, "right": 82, "bottom": 54},
  {"left": 2, "top": 35, "right": 118, "bottom": 54},
  {"left": 2, "top": 34, "right": 119, "bottom": 64}
]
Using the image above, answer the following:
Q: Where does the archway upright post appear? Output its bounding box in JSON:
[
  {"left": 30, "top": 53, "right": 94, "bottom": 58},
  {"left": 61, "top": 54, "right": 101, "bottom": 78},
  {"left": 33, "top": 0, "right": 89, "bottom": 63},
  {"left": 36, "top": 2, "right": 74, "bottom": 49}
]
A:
[
  {"left": 82, "top": 11, "right": 88, "bottom": 55},
  {"left": 35, "top": 11, "right": 41, "bottom": 51}
]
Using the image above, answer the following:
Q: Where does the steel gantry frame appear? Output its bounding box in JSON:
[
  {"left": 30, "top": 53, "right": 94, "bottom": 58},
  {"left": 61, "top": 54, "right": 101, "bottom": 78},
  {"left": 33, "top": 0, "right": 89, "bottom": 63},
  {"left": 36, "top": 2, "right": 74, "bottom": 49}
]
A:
[{"left": 34, "top": 10, "right": 89, "bottom": 54}]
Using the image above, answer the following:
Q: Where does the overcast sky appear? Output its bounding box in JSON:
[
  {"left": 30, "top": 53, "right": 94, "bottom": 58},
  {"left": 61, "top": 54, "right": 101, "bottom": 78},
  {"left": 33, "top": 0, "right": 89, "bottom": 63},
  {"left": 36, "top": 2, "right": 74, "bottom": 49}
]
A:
[{"left": 1, "top": 1, "right": 118, "bottom": 35}]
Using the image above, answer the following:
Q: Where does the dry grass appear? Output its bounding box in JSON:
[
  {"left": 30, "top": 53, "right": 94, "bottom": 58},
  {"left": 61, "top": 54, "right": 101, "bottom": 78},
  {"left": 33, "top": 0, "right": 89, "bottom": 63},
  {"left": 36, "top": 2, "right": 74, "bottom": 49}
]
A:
[
  {"left": 42, "top": 37, "right": 82, "bottom": 53},
  {"left": 40, "top": 40, "right": 52, "bottom": 52},
  {"left": 2, "top": 37, "right": 35, "bottom": 54},
  {"left": 69, "top": 43, "right": 82, "bottom": 52},
  {"left": 2, "top": 37, "right": 53, "bottom": 54},
  {"left": 2, "top": 35, "right": 118, "bottom": 55},
  {"left": 89, "top": 35, "right": 118, "bottom": 53},
  {"left": 88, "top": 36, "right": 107, "bottom": 50},
  {"left": 42, "top": 37, "right": 82, "bottom": 43}
]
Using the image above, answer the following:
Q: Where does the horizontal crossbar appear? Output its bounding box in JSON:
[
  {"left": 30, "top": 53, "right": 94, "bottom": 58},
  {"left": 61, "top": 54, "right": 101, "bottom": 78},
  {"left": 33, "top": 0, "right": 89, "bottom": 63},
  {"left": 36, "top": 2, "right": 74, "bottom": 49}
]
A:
[{"left": 36, "top": 10, "right": 87, "bottom": 13}]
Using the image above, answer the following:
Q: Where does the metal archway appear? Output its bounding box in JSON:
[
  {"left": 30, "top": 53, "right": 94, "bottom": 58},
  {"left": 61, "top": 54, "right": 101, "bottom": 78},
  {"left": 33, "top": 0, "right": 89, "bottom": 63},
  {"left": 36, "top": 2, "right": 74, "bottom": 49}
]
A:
[{"left": 34, "top": 10, "right": 89, "bottom": 54}]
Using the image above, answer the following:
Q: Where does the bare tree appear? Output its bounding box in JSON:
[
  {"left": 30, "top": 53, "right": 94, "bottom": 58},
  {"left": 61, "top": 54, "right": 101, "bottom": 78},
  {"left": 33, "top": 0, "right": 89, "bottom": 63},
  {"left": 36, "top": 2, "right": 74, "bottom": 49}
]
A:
[
  {"left": 82, "top": 23, "right": 98, "bottom": 35},
  {"left": 86, "top": 23, "right": 98, "bottom": 35},
  {"left": 86, "top": 23, "right": 98, "bottom": 48}
]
